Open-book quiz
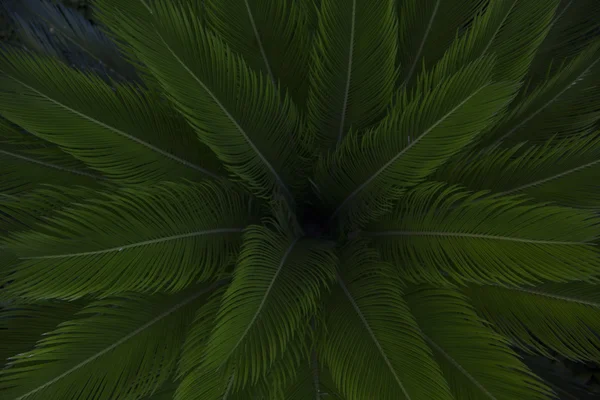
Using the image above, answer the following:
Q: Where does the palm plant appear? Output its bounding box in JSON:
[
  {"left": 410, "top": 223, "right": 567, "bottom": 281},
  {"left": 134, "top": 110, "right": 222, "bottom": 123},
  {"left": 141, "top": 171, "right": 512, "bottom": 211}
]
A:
[{"left": 1, "top": 0, "right": 600, "bottom": 398}]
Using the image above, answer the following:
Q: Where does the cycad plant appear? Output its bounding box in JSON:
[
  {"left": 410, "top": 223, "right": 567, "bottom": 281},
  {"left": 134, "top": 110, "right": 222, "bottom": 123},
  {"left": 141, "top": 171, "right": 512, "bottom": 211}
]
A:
[{"left": 1, "top": 0, "right": 600, "bottom": 399}]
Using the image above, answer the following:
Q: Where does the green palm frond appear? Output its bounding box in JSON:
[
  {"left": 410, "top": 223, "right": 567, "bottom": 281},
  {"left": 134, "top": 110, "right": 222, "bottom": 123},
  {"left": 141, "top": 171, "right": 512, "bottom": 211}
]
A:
[
  {"left": 319, "top": 242, "right": 454, "bottom": 400},
  {"left": 93, "top": 0, "right": 308, "bottom": 204},
  {"left": 435, "top": 130, "right": 600, "bottom": 209},
  {"left": 0, "top": 301, "right": 84, "bottom": 366},
  {"left": 395, "top": 0, "right": 486, "bottom": 88},
  {"left": 526, "top": 0, "right": 600, "bottom": 90},
  {"left": 200, "top": 222, "right": 337, "bottom": 389},
  {"left": 315, "top": 56, "right": 517, "bottom": 229},
  {"left": 364, "top": 181, "right": 600, "bottom": 286},
  {"left": 305, "top": 0, "right": 398, "bottom": 149},
  {"left": 204, "top": 0, "right": 313, "bottom": 108},
  {"left": 1, "top": 181, "right": 255, "bottom": 300},
  {"left": 0, "top": 118, "right": 105, "bottom": 195},
  {"left": 0, "top": 282, "right": 222, "bottom": 400},
  {"left": 405, "top": 285, "right": 554, "bottom": 400},
  {"left": 425, "top": 0, "right": 559, "bottom": 84},
  {"left": 479, "top": 39, "right": 600, "bottom": 147},
  {"left": 0, "top": 50, "right": 223, "bottom": 184},
  {"left": 466, "top": 283, "right": 600, "bottom": 362},
  {"left": 0, "top": 184, "right": 114, "bottom": 234}
]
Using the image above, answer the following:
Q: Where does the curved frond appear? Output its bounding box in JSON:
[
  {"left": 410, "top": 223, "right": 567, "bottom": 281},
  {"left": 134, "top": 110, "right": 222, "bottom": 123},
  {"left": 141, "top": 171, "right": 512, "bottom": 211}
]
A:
[
  {"left": 306, "top": 0, "right": 398, "bottom": 149},
  {"left": 396, "top": 0, "right": 486, "bottom": 88},
  {"left": 0, "top": 184, "right": 116, "bottom": 234},
  {"left": 405, "top": 285, "right": 554, "bottom": 400},
  {"left": 315, "top": 56, "right": 517, "bottom": 229},
  {"left": 1, "top": 181, "right": 255, "bottom": 300},
  {"left": 435, "top": 130, "right": 600, "bottom": 209},
  {"left": 0, "top": 50, "right": 223, "bottom": 184},
  {"left": 0, "top": 118, "right": 104, "bottom": 195},
  {"left": 93, "top": 0, "right": 308, "bottom": 204},
  {"left": 480, "top": 39, "right": 600, "bottom": 147},
  {"left": 201, "top": 222, "right": 337, "bottom": 390},
  {"left": 0, "top": 282, "right": 223, "bottom": 400},
  {"left": 466, "top": 283, "right": 600, "bottom": 362},
  {"left": 526, "top": 0, "right": 600, "bottom": 90},
  {"left": 319, "top": 242, "right": 453, "bottom": 400},
  {"left": 434, "top": 0, "right": 559, "bottom": 83},
  {"left": 364, "top": 181, "right": 600, "bottom": 286},
  {"left": 0, "top": 301, "right": 84, "bottom": 367},
  {"left": 204, "top": 0, "right": 313, "bottom": 108}
]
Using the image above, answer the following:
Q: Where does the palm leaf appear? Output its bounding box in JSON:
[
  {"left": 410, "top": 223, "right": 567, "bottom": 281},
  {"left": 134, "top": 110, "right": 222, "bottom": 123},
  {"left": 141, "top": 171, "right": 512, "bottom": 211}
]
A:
[
  {"left": 405, "top": 285, "right": 554, "bottom": 400},
  {"left": 435, "top": 0, "right": 559, "bottom": 83},
  {"left": 364, "top": 181, "right": 600, "bottom": 286},
  {"left": 0, "top": 301, "right": 84, "bottom": 367},
  {"left": 0, "top": 49, "right": 223, "bottom": 184},
  {"left": 434, "top": 130, "right": 600, "bottom": 209},
  {"left": 526, "top": 0, "right": 600, "bottom": 91},
  {"left": 1, "top": 181, "right": 255, "bottom": 300},
  {"left": 93, "top": 0, "right": 307, "bottom": 204},
  {"left": 315, "top": 56, "right": 517, "bottom": 229},
  {"left": 204, "top": 0, "right": 313, "bottom": 108},
  {"left": 465, "top": 283, "right": 600, "bottom": 362},
  {"left": 306, "top": 0, "right": 398, "bottom": 149},
  {"left": 319, "top": 242, "right": 454, "bottom": 400},
  {"left": 395, "top": 0, "right": 486, "bottom": 88},
  {"left": 0, "top": 184, "right": 116, "bottom": 234},
  {"left": 200, "top": 222, "right": 337, "bottom": 390},
  {"left": 0, "top": 118, "right": 104, "bottom": 195},
  {"left": 0, "top": 282, "right": 223, "bottom": 400},
  {"left": 480, "top": 39, "right": 600, "bottom": 147}
]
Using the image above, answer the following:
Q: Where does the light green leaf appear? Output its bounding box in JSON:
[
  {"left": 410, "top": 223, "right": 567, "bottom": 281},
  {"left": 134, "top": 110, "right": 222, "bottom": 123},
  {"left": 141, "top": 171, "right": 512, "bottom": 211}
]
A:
[
  {"left": 466, "top": 283, "right": 600, "bottom": 362},
  {"left": 2, "top": 181, "right": 255, "bottom": 300},
  {"left": 0, "top": 50, "right": 222, "bottom": 184},
  {"left": 405, "top": 285, "right": 554, "bottom": 400},
  {"left": 201, "top": 222, "right": 337, "bottom": 390},
  {"left": 315, "top": 56, "right": 517, "bottom": 229},
  {"left": 365, "top": 181, "right": 600, "bottom": 286},
  {"left": 0, "top": 282, "right": 224, "bottom": 400},
  {"left": 306, "top": 0, "right": 398, "bottom": 149},
  {"left": 319, "top": 242, "right": 453, "bottom": 400}
]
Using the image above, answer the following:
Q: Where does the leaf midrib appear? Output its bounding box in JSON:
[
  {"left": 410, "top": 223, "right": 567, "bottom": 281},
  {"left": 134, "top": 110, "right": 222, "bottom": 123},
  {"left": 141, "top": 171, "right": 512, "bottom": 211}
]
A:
[
  {"left": 402, "top": 0, "right": 440, "bottom": 86},
  {"left": 498, "top": 286, "right": 600, "bottom": 309},
  {"left": 0, "top": 149, "right": 105, "bottom": 180},
  {"left": 363, "top": 230, "right": 588, "bottom": 245},
  {"left": 422, "top": 333, "right": 498, "bottom": 400},
  {"left": 19, "top": 228, "right": 245, "bottom": 260},
  {"left": 336, "top": 0, "right": 357, "bottom": 148}
]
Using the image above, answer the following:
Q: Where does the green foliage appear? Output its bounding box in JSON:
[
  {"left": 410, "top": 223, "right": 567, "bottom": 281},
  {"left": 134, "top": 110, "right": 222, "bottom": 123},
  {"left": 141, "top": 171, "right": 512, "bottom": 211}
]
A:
[{"left": 0, "top": 0, "right": 600, "bottom": 399}]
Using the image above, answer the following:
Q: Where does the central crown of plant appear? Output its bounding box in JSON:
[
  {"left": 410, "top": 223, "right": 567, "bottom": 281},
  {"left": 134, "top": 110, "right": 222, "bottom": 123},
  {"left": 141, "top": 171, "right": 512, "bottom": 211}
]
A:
[{"left": 0, "top": 0, "right": 600, "bottom": 399}]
